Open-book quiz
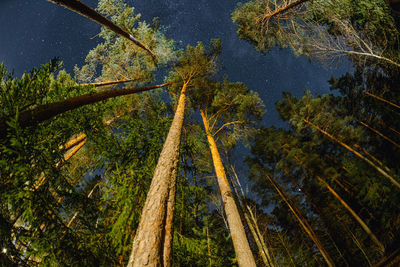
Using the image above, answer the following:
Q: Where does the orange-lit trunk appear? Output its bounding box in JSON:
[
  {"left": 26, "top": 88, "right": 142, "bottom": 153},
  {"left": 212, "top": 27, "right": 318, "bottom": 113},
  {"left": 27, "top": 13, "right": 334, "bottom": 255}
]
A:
[
  {"left": 127, "top": 83, "right": 187, "bottom": 267},
  {"left": 200, "top": 109, "right": 256, "bottom": 267}
]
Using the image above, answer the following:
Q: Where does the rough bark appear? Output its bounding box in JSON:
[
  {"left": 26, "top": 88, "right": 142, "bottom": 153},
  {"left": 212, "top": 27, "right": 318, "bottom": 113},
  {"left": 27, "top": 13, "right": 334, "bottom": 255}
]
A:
[
  {"left": 0, "top": 83, "right": 169, "bottom": 139},
  {"left": 127, "top": 83, "right": 187, "bottom": 267},
  {"left": 200, "top": 109, "right": 257, "bottom": 267},
  {"left": 47, "top": 0, "right": 155, "bottom": 59},
  {"left": 163, "top": 167, "right": 177, "bottom": 267}
]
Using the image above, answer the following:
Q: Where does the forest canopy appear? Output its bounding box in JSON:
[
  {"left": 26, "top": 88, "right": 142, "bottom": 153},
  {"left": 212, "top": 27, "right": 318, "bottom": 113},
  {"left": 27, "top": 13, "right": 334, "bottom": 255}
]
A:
[{"left": 1, "top": 0, "right": 400, "bottom": 266}]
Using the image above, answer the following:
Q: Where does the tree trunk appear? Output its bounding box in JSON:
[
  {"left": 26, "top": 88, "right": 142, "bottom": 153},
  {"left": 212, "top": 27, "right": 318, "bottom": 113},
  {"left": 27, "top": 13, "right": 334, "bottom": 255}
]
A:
[
  {"left": 80, "top": 79, "right": 138, "bottom": 87},
  {"left": 316, "top": 176, "right": 385, "bottom": 253},
  {"left": 364, "top": 91, "right": 400, "bottom": 110},
  {"left": 357, "top": 120, "right": 400, "bottom": 149},
  {"left": 47, "top": 0, "right": 155, "bottom": 60},
  {"left": 200, "top": 109, "right": 257, "bottom": 267},
  {"left": 0, "top": 83, "right": 169, "bottom": 139},
  {"left": 230, "top": 166, "right": 275, "bottom": 267},
  {"left": 263, "top": 0, "right": 309, "bottom": 22},
  {"left": 281, "top": 145, "right": 385, "bottom": 253},
  {"left": 127, "top": 83, "right": 187, "bottom": 267},
  {"left": 266, "top": 175, "right": 335, "bottom": 267},
  {"left": 163, "top": 167, "right": 177, "bottom": 267},
  {"left": 303, "top": 118, "right": 400, "bottom": 190},
  {"left": 284, "top": 172, "right": 349, "bottom": 266}
]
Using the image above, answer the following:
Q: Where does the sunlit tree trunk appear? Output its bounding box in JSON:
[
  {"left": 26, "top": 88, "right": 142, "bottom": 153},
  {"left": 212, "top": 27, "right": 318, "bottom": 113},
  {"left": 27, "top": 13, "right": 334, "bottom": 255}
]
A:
[
  {"left": 0, "top": 83, "right": 169, "bottom": 138},
  {"left": 303, "top": 118, "right": 400, "bottom": 190},
  {"left": 266, "top": 175, "right": 335, "bottom": 267},
  {"left": 127, "top": 83, "right": 187, "bottom": 266},
  {"left": 200, "top": 109, "right": 257, "bottom": 267},
  {"left": 47, "top": 0, "right": 155, "bottom": 59}
]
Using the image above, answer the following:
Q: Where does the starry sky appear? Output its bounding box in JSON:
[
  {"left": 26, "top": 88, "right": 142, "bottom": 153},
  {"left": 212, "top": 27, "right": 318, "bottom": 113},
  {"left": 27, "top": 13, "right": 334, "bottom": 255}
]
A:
[{"left": 0, "top": 0, "right": 351, "bottom": 127}]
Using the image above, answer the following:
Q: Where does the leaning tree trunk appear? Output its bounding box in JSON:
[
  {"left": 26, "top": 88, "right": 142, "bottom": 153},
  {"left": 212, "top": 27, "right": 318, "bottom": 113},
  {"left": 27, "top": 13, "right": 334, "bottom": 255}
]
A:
[
  {"left": 303, "top": 119, "right": 400, "bottom": 190},
  {"left": 48, "top": 0, "right": 155, "bottom": 59},
  {"left": 316, "top": 176, "right": 385, "bottom": 253},
  {"left": 127, "top": 82, "right": 188, "bottom": 267},
  {"left": 281, "top": 146, "right": 385, "bottom": 253},
  {"left": 0, "top": 83, "right": 169, "bottom": 138},
  {"left": 80, "top": 78, "right": 138, "bottom": 87},
  {"left": 263, "top": 0, "right": 309, "bottom": 22},
  {"left": 200, "top": 109, "right": 257, "bottom": 267},
  {"left": 364, "top": 91, "right": 400, "bottom": 110},
  {"left": 266, "top": 175, "right": 335, "bottom": 267}
]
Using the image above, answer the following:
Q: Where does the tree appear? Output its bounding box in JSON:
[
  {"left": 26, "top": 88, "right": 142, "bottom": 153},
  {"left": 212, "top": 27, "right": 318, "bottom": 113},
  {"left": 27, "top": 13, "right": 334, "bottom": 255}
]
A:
[
  {"left": 191, "top": 76, "right": 265, "bottom": 266},
  {"left": 48, "top": 0, "right": 156, "bottom": 59},
  {"left": 127, "top": 42, "right": 218, "bottom": 266}
]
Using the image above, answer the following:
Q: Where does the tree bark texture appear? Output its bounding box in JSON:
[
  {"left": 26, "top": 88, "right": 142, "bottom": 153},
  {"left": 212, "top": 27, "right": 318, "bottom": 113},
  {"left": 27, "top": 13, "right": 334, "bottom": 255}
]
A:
[
  {"left": 127, "top": 83, "right": 187, "bottom": 267},
  {"left": 162, "top": 167, "right": 177, "bottom": 267},
  {"left": 200, "top": 109, "right": 257, "bottom": 267}
]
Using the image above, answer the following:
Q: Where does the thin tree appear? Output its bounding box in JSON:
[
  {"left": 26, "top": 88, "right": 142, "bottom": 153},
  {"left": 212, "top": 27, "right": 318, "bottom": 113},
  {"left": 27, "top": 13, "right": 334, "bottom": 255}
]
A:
[
  {"left": 194, "top": 78, "right": 264, "bottom": 267},
  {"left": 266, "top": 174, "right": 335, "bottom": 267}
]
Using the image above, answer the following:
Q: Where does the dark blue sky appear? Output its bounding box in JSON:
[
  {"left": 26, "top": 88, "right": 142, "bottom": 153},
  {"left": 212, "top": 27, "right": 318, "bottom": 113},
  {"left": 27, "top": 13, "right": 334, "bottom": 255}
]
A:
[{"left": 0, "top": 0, "right": 351, "bottom": 127}]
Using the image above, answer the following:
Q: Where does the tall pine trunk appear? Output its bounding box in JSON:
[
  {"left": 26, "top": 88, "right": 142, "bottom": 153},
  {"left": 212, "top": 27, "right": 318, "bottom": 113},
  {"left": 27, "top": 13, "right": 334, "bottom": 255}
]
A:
[
  {"left": 0, "top": 83, "right": 169, "bottom": 138},
  {"left": 364, "top": 91, "right": 400, "bottom": 110},
  {"left": 303, "top": 119, "right": 400, "bottom": 190},
  {"left": 316, "top": 176, "right": 384, "bottom": 253},
  {"left": 80, "top": 79, "right": 138, "bottom": 87},
  {"left": 48, "top": 0, "right": 155, "bottom": 59},
  {"left": 266, "top": 175, "right": 335, "bottom": 267},
  {"left": 200, "top": 109, "right": 257, "bottom": 267},
  {"left": 263, "top": 0, "right": 309, "bottom": 21},
  {"left": 281, "top": 146, "right": 385, "bottom": 253},
  {"left": 127, "top": 83, "right": 187, "bottom": 266},
  {"left": 163, "top": 168, "right": 177, "bottom": 267}
]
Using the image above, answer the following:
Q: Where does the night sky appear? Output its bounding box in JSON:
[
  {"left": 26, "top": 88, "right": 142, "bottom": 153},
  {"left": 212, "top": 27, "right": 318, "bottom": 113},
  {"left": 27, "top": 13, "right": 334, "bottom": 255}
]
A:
[{"left": 0, "top": 0, "right": 352, "bottom": 127}]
